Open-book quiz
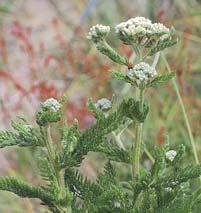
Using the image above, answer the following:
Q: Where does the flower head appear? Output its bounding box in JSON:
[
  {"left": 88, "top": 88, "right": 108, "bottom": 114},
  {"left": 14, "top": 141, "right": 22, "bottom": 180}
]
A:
[
  {"left": 115, "top": 17, "right": 174, "bottom": 49},
  {"left": 115, "top": 17, "right": 152, "bottom": 45},
  {"left": 127, "top": 62, "right": 157, "bottom": 83},
  {"left": 87, "top": 24, "right": 110, "bottom": 43},
  {"left": 36, "top": 98, "right": 62, "bottom": 126},
  {"left": 166, "top": 150, "right": 177, "bottom": 162},
  {"left": 42, "top": 98, "right": 61, "bottom": 112},
  {"left": 95, "top": 98, "right": 112, "bottom": 111}
]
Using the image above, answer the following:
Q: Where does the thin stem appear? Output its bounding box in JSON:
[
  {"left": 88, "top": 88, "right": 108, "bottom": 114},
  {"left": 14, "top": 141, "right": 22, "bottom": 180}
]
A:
[
  {"left": 152, "top": 52, "right": 160, "bottom": 68},
  {"left": 133, "top": 89, "right": 144, "bottom": 179},
  {"left": 126, "top": 129, "right": 155, "bottom": 163},
  {"left": 45, "top": 126, "right": 72, "bottom": 212},
  {"left": 46, "top": 126, "right": 61, "bottom": 188},
  {"left": 132, "top": 44, "right": 141, "bottom": 62},
  {"left": 161, "top": 53, "right": 200, "bottom": 167}
]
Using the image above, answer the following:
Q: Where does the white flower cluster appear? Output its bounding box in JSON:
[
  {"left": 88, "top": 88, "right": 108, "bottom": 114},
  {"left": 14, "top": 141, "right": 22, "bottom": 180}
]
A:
[
  {"left": 165, "top": 150, "right": 177, "bottom": 162},
  {"left": 127, "top": 62, "right": 157, "bottom": 83},
  {"left": 42, "top": 98, "right": 61, "bottom": 112},
  {"left": 165, "top": 187, "right": 173, "bottom": 192},
  {"left": 87, "top": 24, "right": 110, "bottom": 43},
  {"left": 115, "top": 17, "right": 171, "bottom": 46},
  {"left": 95, "top": 98, "right": 111, "bottom": 111}
]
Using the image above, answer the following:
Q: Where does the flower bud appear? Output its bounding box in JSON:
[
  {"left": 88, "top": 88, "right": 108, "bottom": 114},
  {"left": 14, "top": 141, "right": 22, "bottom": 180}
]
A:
[
  {"left": 87, "top": 24, "right": 110, "bottom": 43},
  {"left": 95, "top": 98, "right": 112, "bottom": 111},
  {"left": 36, "top": 98, "right": 62, "bottom": 126}
]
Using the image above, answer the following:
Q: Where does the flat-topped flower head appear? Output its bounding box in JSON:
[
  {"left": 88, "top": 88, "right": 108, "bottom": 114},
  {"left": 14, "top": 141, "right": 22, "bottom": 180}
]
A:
[
  {"left": 95, "top": 98, "right": 112, "bottom": 111},
  {"left": 115, "top": 17, "right": 153, "bottom": 45},
  {"left": 36, "top": 98, "right": 62, "bottom": 126},
  {"left": 87, "top": 24, "right": 110, "bottom": 43},
  {"left": 42, "top": 98, "right": 61, "bottom": 112},
  {"left": 115, "top": 17, "right": 176, "bottom": 51},
  {"left": 127, "top": 62, "right": 157, "bottom": 84}
]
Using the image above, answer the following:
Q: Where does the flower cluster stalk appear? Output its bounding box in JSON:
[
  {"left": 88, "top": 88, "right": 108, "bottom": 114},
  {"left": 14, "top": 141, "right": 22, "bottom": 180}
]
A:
[
  {"left": 133, "top": 88, "right": 144, "bottom": 178},
  {"left": 45, "top": 125, "right": 72, "bottom": 213}
]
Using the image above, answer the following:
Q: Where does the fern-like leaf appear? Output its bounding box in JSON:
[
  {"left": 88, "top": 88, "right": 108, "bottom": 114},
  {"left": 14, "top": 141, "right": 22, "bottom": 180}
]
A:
[{"left": 0, "top": 176, "right": 55, "bottom": 207}]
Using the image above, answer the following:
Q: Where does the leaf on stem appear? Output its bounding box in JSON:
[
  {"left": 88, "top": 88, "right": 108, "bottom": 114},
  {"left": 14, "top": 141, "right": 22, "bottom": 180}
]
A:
[{"left": 147, "top": 72, "right": 175, "bottom": 88}]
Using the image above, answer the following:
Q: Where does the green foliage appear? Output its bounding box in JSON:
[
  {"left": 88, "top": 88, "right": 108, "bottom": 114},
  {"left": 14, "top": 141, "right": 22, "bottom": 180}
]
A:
[
  {"left": 0, "top": 96, "right": 151, "bottom": 212},
  {"left": 110, "top": 70, "right": 135, "bottom": 85},
  {"left": 148, "top": 38, "right": 177, "bottom": 56},
  {"left": 0, "top": 17, "right": 200, "bottom": 213},
  {"left": 96, "top": 40, "right": 129, "bottom": 66},
  {"left": 146, "top": 72, "right": 176, "bottom": 88},
  {"left": 0, "top": 176, "right": 55, "bottom": 207},
  {"left": 0, "top": 120, "right": 44, "bottom": 148}
]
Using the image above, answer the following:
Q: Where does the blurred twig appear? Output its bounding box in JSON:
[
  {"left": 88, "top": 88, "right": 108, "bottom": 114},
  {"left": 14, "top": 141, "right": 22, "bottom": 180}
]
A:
[{"left": 161, "top": 53, "right": 200, "bottom": 170}]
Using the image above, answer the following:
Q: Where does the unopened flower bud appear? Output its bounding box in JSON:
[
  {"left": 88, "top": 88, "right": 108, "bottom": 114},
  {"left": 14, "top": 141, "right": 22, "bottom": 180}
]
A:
[
  {"left": 87, "top": 24, "right": 110, "bottom": 43},
  {"left": 36, "top": 98, "right": 62, "bottom": 126},
  {"left": 95, "top": 98, "right": 112, "bottom": 111}
]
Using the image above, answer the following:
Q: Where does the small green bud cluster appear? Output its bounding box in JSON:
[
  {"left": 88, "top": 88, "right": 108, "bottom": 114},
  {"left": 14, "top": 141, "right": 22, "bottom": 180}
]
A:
[{"left": 36, "top": 98, "right": 62, "bottom": 126}]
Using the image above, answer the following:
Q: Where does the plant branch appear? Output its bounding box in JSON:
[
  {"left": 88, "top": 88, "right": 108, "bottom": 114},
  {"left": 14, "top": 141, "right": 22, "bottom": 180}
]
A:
[{"left": 133, "top": 88, "right": 144, "bottom": 179}]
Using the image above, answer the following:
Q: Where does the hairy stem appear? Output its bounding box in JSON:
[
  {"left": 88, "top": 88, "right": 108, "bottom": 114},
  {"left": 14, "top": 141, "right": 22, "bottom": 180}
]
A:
[
  {"left": 126, "top": 129, "right": 155, "bottom": 163},
  {"left": 45, "top": 126, "right": 72, "bottom": 212},
  {"left": 133, "top": 88, "right": 144, "bottom": 179},
  {"left": 45, "top": 126, "right": 61, "bottom": 187}
]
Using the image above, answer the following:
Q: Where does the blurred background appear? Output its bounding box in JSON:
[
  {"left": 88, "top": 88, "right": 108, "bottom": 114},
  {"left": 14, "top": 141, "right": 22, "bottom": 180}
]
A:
[{"left": 0, "top": 0, "right": 200, "bottom": 212}]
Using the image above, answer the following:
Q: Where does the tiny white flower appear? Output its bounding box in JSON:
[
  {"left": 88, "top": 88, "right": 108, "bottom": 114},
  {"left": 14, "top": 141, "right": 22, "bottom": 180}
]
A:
[
  {"left": 166, "top": 150, "right": 177, "bottom": 162},
  {"left": 87, "top": 24, "right": 110, "bottom": 43},
  {"left": 114, "top": 202, "right": 121, "bottom": 208},
  {"left": 151, "top": 23, "right": 170, "bottom": 35},
  {"left": 171, "top": 181, "right": 177, "bottom": 186},
  {"left": 43, "top": 98, "right": 61, "bottom": 112},
  {"left": 165, "top": 187, "right": 173, "bottom": 192}
]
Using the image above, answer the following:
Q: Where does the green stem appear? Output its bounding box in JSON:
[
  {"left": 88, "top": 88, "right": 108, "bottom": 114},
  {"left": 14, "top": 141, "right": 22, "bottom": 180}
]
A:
[
  {"left": 45, "top": 126, "right": 72, "bottom": 212},
  {"left": 132, "top": 44, "right": 141, "bottom": 62},
  {"left": 161, "top": 53, "right": 200, "bottom": 167},
  {"left": 45, "top": 126, "right": 61, "bottom": 188},
  {"left": 133, "top": 88, "right": 144, "bottom": 179},
  {"left": 126, "top": 129, "right": 155, "bottom": 163}
]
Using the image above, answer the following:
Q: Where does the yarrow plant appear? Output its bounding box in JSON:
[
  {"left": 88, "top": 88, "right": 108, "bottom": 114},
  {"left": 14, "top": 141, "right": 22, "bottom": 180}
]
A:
[
  {"left": 0, "top": 17, "right": 201, "bottom": 213},
  {"left": 87, "top": 24, "right": 110, "bottom": 43}
]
